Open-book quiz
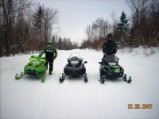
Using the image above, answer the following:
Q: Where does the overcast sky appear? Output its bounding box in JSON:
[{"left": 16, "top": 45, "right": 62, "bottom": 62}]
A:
[{"left": 33, "top": 0, "right": 131, "bottom": 43}]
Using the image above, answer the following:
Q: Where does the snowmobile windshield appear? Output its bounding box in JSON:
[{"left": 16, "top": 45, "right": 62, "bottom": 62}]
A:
[
  {"left": 30, "top": 56, "right": 46, "bottom": 65},
  {"left": 69, "top": 52, "right": 81, "bottom": 59},
  {"left": 32, "top": 60, "right": 40, "bottom": 65},
  {"left": 68, "top": 52, "right": 83, "bottom": 65},
  {"left": 103, "top": 55, "right": 119, "bottom": 63}
]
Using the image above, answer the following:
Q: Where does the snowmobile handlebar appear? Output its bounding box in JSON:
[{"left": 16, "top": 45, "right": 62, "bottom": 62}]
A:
[
  {"left": 83, "top": 61, "right": 88, "bottom": 64},
  {"left": 31, "top": 55, "right": 45, "bottom": 59}
]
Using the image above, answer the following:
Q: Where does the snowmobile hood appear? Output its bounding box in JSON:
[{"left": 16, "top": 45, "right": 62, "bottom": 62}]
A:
[{"left": 30, "top": 56, "right": 46, "bottom": 66}]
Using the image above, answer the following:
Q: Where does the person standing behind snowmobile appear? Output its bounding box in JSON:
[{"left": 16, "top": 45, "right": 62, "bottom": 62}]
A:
[
  {"left": 39, "top": 41, "right": 57, "bottom": 75},
  {"left": 102, "top": 33, "right": 117, "bottom": 57}
]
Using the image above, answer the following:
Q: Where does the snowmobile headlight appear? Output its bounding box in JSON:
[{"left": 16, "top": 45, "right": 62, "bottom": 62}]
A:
[
  {"left": 108, "top": 62, "right": 116, "bottom": 66},
  {"left": 32, "top": 60, "right": 40, "bottom": 65},
  {"left": 70, "top": 61, "right": 79, "bottom": 65}
]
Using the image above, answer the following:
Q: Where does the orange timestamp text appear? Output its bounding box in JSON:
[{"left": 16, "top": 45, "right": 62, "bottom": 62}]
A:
[{"left": 128, "top": 104, "right": 152, "bottom": 109}]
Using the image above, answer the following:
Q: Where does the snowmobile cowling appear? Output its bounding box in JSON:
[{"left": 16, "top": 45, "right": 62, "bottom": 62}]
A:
[
  {"left": 24, "top": 56, "right": 46, "bottom": 76},
  {"left": 15, "top": 55, "right": 47, "bottom": 82},
  {"left": 99, "top": 55, "right": 132, "bottom": 84},
  {"left": 59, "top": 52, "right": 88, "bottom": 83}
]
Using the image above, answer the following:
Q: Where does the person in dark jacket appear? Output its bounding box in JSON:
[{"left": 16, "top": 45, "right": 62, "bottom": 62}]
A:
[
  {"left": 39, "top": 41, "right": 57, "bottom": 75},
  {"left": 102, "top": 33, "right": 117, "bottom": 57}
]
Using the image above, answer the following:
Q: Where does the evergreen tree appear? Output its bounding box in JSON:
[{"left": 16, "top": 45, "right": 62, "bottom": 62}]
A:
[
  {"left": 115, "top": 11, "right": 130, "bottom": 47},
  {"left": 117, "top": 11, "right": 130, "bottom": 38},
  {"left": 33, "top": 6, "right": 44, "bottom": 33}
]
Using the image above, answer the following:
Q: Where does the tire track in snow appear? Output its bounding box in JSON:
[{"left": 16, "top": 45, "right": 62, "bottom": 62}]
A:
[{"left": 32, "top": 74, "right": 57, "bottom": 119}]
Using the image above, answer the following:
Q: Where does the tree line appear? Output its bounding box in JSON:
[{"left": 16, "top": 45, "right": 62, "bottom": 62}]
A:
[
  {"left": 0, "top": 0, "right": 56, "bottom": 56},
  {"left": 52, "top": 36, "right": 78, "bottom": 50},
  {"left": 81, "top": 0, "right": 159, "bottom": 49},
  {"left": 1, "top": 0, "right": 159, "bottom": 56},
  {"left": 0, "top": 0, "right": 78, "bottom": 57}
]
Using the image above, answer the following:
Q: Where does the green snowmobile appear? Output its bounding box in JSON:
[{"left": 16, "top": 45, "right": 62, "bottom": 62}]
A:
[
  {"left": 99, "top": 55, "right": 132, "bottom": 84},
  {"left": 15, "top": 55, "right": 47, "bottom": 82}
]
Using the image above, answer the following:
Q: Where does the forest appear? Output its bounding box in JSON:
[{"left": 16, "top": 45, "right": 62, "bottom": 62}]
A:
[
  {"left": 81, "top": 0, "right": 159, "bottom": 49},
  {"left": 0, "top": 0, "right": 159, "bottom": 56}
]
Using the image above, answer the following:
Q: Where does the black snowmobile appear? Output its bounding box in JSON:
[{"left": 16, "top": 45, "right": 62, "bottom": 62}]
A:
[
  {"left": 99, "top": 55, "right": 132, "bottom": 84},
  {"left": 59, "top": 52, "right": 88, "bottom": 83}
]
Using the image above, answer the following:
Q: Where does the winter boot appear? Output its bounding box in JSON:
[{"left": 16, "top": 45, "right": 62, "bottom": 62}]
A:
[
  {"left": 49, "top": 69, "right": 53, "bottom": 75},
  {"left": 49, "top": 72, "right": 52, "bottom": 75},
  {"left": 49, "top": 71, "right": 52, "bottom": 75}
]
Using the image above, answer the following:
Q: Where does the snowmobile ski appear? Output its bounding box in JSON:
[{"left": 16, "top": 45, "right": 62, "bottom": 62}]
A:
[{"left": 15, "top": 72, "right": 25, "bottom": 80}]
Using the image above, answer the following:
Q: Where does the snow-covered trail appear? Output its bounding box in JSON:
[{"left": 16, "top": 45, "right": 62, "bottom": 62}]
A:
[{"left": 1, "top": 49, "right": 159, "bottom": 119}]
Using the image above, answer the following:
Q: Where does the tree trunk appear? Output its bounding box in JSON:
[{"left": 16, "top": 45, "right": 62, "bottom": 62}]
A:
[{"left": 4, "top": 28, "right": 10, "bottom": 56}]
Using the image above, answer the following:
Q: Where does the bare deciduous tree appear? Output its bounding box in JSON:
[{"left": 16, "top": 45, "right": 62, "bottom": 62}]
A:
[
  {"left": 0, "top": 1, "right": 59, "bottom": 56},
  {"left": 127, "top": 0, "right": 159, "bottom": 47}
]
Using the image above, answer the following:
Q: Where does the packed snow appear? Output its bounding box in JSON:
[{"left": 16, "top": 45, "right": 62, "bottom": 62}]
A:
[{"left": 1, "top": 48, "right": 159, "bottom": 119}]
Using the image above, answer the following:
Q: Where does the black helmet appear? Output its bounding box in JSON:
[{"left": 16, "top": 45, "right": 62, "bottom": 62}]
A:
[{"left": 107, "top": 33, "right": 113, "bottom": 38}]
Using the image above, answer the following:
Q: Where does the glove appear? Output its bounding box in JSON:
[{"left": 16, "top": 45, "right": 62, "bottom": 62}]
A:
[
  {"left": 38, "top": 54, "right": 41, "bottom": 58},
  {"left": 104, "top": 53, "right": 107, "bottom": 58}
]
